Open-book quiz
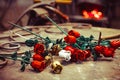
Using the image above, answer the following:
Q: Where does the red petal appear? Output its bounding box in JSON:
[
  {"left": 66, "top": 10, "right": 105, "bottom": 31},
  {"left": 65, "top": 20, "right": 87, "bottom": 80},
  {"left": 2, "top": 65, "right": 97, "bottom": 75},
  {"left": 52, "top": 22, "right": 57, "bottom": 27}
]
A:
[
  {"left": 31, "top": 60, "right": 45, "bottom": 72},
  {"left": 33, "top": 53, "right": 44, "bottom": 61},
  {"left": 64, "top": 35, "right": 76, "bottom": 44},
  {"left": 34, "top": 43, "right": 44, "bottom": 54},
  {"left": 64, "top": 45, "right": 75, "bottom": 54},
  {"left": 68, "top": 30, "right": 80, "bottom": 38}
]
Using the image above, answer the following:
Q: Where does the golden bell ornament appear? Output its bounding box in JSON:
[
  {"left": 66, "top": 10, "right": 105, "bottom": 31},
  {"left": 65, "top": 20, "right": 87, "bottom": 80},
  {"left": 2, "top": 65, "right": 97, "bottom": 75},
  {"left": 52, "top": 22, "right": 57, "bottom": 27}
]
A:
[{"left": 51, "top": 61, "right": 63, "bottom": 74}]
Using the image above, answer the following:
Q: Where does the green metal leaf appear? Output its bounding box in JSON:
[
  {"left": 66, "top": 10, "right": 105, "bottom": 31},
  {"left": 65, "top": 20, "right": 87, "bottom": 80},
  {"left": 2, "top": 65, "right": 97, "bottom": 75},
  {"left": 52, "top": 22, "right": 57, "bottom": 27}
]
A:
[
  {"left": 25, "top": 39, "right": 34, "bottom": 47},
  {"left": 93, "top": 52, "right": 98, "bottom": 61},
  {"left": 24, "top": 51, "right": 32, "bottom": 58},
  {"left": 100, "top": 40, "right": 110, "bottom": 46},
  {"left": 81, "top": 43, "right": 88, "bottom": 50},
  {"left": 90, "top": 35, "right": 94, "bottom": 41},
  {"left": 11, "top": 52, "right": 17, "bottom": 60},
  {"left": 20, "top": 63, "right": 25, "bottom": 72}
]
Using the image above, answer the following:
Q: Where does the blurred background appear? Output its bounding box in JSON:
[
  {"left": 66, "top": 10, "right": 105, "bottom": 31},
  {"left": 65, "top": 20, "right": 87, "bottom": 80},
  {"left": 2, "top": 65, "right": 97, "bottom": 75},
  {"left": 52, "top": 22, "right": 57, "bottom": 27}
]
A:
[{"left": 0, "top": 0, "right": 120, "bottom": 30}]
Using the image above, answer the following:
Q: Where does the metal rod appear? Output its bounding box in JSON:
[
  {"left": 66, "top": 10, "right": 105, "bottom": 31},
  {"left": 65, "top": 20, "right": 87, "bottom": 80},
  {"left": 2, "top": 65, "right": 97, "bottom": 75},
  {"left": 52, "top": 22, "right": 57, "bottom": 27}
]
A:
[
  {"left": 44, "top": 15, "right": 68, "bottom": 35},
  {"left": 8, "top": 22, "right": 46, "bottom": 40}
]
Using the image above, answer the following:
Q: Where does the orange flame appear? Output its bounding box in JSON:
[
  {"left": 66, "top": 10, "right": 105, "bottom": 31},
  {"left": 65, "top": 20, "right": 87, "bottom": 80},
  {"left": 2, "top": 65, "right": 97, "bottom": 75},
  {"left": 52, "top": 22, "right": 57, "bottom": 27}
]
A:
[{"left": 82, "top": 9, "right": 103, "bottom": 19}]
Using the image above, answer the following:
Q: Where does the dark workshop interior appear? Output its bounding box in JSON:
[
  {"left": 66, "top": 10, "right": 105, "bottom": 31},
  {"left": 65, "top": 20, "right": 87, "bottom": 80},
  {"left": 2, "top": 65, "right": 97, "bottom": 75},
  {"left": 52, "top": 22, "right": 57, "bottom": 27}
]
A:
[{"left": 0, "top": 0, "right": 120, "bottom": 30}]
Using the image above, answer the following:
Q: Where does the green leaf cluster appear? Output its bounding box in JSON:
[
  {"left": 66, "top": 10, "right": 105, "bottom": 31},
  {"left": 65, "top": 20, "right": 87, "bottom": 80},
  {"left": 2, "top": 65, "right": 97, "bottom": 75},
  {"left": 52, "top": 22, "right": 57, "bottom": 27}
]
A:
[
  {"left": 20, "top": 51, "right": 32, "bottom": 71},
  {"left": 76, "top": 35, "right": 94, "bottom": 50},
  {"left": 11, "top": 52, "right": 17, "bottom": 60},
  {"left": 25, "top": 39, "right": 38, "bottom": 47}
]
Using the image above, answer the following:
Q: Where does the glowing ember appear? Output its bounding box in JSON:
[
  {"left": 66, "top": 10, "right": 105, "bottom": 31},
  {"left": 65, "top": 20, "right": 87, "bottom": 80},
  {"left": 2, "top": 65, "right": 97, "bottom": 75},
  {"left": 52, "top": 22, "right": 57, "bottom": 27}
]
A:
[{"left": 82, "top": 9, "right": 103, "bottom": 19}]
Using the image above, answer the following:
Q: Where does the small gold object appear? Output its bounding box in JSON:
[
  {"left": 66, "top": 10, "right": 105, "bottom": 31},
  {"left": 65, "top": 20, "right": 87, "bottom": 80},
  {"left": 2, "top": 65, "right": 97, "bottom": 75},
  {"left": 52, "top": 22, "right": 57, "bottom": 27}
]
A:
[
  {"left": 45, "top": 54, "right": 52, "bottom": 66},
  {"left": 50, "top": 44, "right": 62, "bottom": 55},
  {"left": 33, "top": 0, "right": 41, "bottom": 3},
  {"left": 51, "top": 61, "right": 63, "bottom": 74},
  {"left": 55, "top": 0, "right": 72, "bottom": 4}
]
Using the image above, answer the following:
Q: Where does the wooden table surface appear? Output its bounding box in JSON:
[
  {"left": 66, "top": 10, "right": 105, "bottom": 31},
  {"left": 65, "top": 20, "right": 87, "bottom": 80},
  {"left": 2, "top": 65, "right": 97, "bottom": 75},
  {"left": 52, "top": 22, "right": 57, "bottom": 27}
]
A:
[{"left": 0, "top": 23, "right": 120, "bottom": 80}]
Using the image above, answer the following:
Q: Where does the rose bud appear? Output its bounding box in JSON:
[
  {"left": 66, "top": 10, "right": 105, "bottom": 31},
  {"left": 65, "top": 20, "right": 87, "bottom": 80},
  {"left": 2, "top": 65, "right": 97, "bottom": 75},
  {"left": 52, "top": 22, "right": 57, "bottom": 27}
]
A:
[
  {"left": 64, "top": 35, "right": 76, "bottom": 44},
  {"left": 94, "top": 45, "right": 103, "bottom": 52},
  {"left": 64, "top": 45, "right": 75, "bottom": 54},
  {"left": 83, "top": 50, "right": 91, "bottom": 59},
  {"left": 70, "top": 52, "right": 78, "bottom": 62},
  {"left": 32, "top": 53, "right": 44, "bottom": 61},
  {"left": 102, "top": 47, "right": 115, "bottom": 57},
  {"left": 68, "top": 30, "right": 80, "bottom": 38},
  {"left": 110, "top": 40, "right": 120, "bottom": 49},
  {"left": 94, "top": 45, "right": 105, "bottom": 54},
  {"left": 69, "top": 48, "right": 78, "bottom": 62},
  {"left": 31, "top": 60, "right": 46, "bottom": 72},
  {"left": 75, "top": 49, "right": 85, "bottom": 61},
  {"left": 34, "top": 43, "right": 44, "bottom": 54}
]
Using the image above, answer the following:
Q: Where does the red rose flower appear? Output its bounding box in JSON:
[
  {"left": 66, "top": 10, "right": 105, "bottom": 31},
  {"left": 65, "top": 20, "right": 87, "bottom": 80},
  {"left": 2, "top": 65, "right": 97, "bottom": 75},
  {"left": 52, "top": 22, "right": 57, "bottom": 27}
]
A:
[
  {"left": 110, "top": 40, "right": 120, "bottom": 49},
  {"left": 70, "top": 53, "right": 76, "bottom": 62},
  {"left": 70, "top": 49, "right": 91, "bottom": 62},
  {"left": 31, "top": 60, "right": 46, "bottom": 72},
  {"left": 64, "top": 45, "right": 75, "bottom": 54},
  {"left": 64, "top": 35, "right": 76, "bottom": 44},
  {"left": 102, "top": 47, "right": 115, "bottom": 57},
  {"left": 32, "top": 53, "right": 44, "bottom": 61},
  {"left": 83, "top": 50, "right": 91, "bottom": 59},
  {"left": 70, "top": 54, "right": 78, "bottom": 62},
  {"left": 94, "top": 45, "right": 105, "bottom": 54},
  {"left": 34, "top": 43, "right": 44, "bottom": 54},
  {"left": 68, "top": 30, "right": 80, "bottom": 38},
  {"left": 75, "top": 49, "right": 86, "bottom": 61}
]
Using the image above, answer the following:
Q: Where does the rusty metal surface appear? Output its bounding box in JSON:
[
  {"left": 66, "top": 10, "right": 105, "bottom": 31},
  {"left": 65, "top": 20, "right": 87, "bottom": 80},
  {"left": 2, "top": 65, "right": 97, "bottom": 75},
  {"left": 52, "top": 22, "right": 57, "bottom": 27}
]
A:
[{"left": 0, "top": 24, "right": 120, "bottom": 80}]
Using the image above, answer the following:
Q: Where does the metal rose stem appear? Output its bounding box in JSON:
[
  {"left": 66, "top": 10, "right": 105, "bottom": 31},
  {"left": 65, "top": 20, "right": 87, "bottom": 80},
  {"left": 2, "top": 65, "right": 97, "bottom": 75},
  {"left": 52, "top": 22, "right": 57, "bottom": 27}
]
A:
[
  {"left": 8, "top": 22, "right": 46, "bottom": 40},
  {"left": 98, "top": 32, "right": 102, "bottom": 45},
  {"left": 44, "top": 15, "right": 81, "bottom": 49},
  {"left": 44, "top": 15, "right": 68, "bottom": 35}
]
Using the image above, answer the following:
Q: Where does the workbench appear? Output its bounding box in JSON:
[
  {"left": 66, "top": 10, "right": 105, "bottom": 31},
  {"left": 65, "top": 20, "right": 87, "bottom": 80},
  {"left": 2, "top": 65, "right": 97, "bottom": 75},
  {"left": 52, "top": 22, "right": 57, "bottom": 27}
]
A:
[{"left": 0, "top": 23, "right": 120, "bottom": 80}]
